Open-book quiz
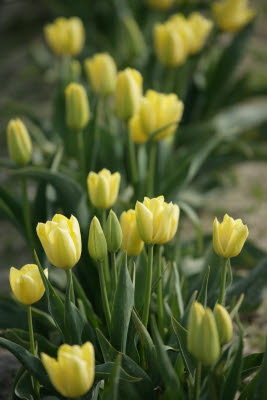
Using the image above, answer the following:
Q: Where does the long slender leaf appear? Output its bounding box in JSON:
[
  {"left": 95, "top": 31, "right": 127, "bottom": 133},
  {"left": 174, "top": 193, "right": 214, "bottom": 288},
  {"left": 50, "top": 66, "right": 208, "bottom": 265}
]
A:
[
  {"left": 222, "top": 337, "right": 243, "bottom": 400},
  {"left": 171, "top": 316, "right": 194, "bottom": 378}
]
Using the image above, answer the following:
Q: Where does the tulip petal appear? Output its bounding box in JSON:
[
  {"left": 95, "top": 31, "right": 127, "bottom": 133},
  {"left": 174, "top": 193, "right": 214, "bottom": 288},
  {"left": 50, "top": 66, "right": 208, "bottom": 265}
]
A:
[
  {"left": 224, "top": 223, "right": 248, "bottom": 258},
  {"left": 135, "top": 201, "right": 153, "bottom": 243},
  {"left": 41, "top": 353, "right": 67, "bottom": 397},
  {"left": 48, "top": 227, "right": 77, "bottom": 269}
]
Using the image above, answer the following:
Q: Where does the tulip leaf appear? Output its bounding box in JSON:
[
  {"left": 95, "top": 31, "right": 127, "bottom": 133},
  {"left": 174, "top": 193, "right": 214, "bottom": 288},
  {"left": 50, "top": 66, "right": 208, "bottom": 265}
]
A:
[
  {"left": 182, "top": 290, "right": 198, "bottom": 327},
  {"left": 222, "top": 337, "right": 243, "bottom": 400},
  {"left": 34, "top": 251, "right": 65, "bottom": 338},
  {"left": 110, "top": 254, "right": 134, "bottom": 353},
  {"left": 197, "top": 265, "right": 210, "bottom": 308},
  {"left": 15, "top": 370, "right": 34, "bottom": 400},
  {"left": 173, "top": 261, "right": 184, "bottom": 319},
  {"left": 102, "top": 354, "right": 122, "bottom": 400},
  {"left": 95, "top": 363, "right": 141, "bottom": 383},
  {"left": 179, "top": 201, "right": 203, "bottom": 255},
  {"left": 0, "top": 337, "right": 52, "bottom": 388},
  {"left": 241, "top": 353, "right": 263, "bottom": 379},
  {"left": 238, "top": 372, "right": 259, "bottom": 400},
  {"left": 253, "top": 340, "right": 267, "bottom": 400},
  {"left": 171, "top": 316, "right": 194, "bottom": 378}
]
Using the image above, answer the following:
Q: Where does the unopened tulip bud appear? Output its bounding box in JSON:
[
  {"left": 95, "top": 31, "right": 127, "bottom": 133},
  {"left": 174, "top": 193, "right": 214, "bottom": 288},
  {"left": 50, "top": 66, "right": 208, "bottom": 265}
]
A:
[
  {"left": 122, "top": 16, "right": 146, "bottom": 59},
  {"left": 65, "top": 82, "right": 90, "bottom": 131},
  {"left": 198, "top": 308, "right": 220, "bottom": 366},
  {"left": 120, "top": 209, "right": 144, "bottom": 257},
  {"left": 214, "top": 304, "right": 233, "bottom": 345},
  {"left": 115, "top": 68, "right": 143, "bottom": 120},
  {"left": 87, "top": 169, "right": 121, "bottom": 210},
  {"left": 10, "top": 264, "right": 48, "bottom": 305},
  {"left": 213, "top": 214, "right": 248, "bottom": 258},
  {"left": 212, "top": 0, "right": 255, "bottom": 33},
  {"left": 84, "top": 53, "right": 117, "bottom": 96},
  {"left": 88, "top": 217, "right": 107, "bottom": 261},
  {"left": 41, "top": 342, "right": 95, "bottom": 398},
  {"left": 7, "top": 119, "right": 32, "bottom": 166},
  {"left": 187, "top": 13, "right": 213, "bottom": 54},
  {"left": 187, "top": 301, "right": 205, "bottom": 360},
  {"left": 105, "top": 210, "right": 122, "bottom": 253}
]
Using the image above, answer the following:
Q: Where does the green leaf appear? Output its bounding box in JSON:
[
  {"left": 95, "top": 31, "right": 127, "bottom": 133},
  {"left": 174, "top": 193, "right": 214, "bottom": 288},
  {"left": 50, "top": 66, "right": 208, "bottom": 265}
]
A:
[
  {"left": 242, "top": 353, "right": 263, "bottom": 379},
  {"left": 197, "top": 266, "right": 210, "bottom": 308},
  {"left": 64, "top": 272, "right": 84, "bottom": 345},
  {"left": 182, "top": 290, "right": 198, "bottom": 327},
  {"left": 171, "top": 316, "right": 194, "bottom": 378},
  {"left": 102, "top": 354, "right": 122, "bottom": 400},
  {"left": 172, "top": 261, "right": 184, "bottom": 319},
  {"left": 0, "top": 337, "right": 52, "bottom": 388},
  {"left": 95, "top": 363, "right": 141, "bottom": 383},
  {"left": 253, "top": 340, "right": 267, "bottom": 400},
  {"left": 222, "top": 337, "right": 243, "bottom": 400},
  {"left": 110, "top": 254, "right": 134, "bottom": 353},
  {"left": 15, "top": 370, "right": 34, "bottom": 400},
  {"left": 179, "top": 201, "right": 203, "bottom": 255},
  {"left": 238, "top": 372, "right": 259, "bottom": 400}
]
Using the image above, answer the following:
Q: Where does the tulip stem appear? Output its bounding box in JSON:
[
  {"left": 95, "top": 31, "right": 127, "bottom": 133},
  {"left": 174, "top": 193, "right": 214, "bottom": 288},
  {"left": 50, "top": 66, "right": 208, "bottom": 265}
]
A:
[
  {"left": 65, "top": 269, "right": 75, "bottom": 305},
  {"left": 98, "top": 260, "right": 111, "bottom": 333},
  {"left": 27, "top": 306, "right": 40, "bottom": 400},
  {"left": 218, "top": 258, "right": 228, "bottom": 306},
  {"left": 101, "top": 209, "right": 111, "bottom": 292},
  {"left": 111, "top": 252, "right": 118, "bottom": 294},
  {"left": 90, "top": 98, "right": 101, "bottom": 171},
  {"left": 22, "top": 177, "right": 34, "bottom": 260},
  {"left": 147, "top": 142, "right": 157, "bottom": 198},
  {"left": 142, "top": 244, "right": 154, "bottom": 328},
  {"left": 77, "top": 130, "right": 87, "bottom": 190},
  {"left": 126, "top": 123, "right": 138, "bottom": 185},
  {"left": 156, "top": 245, "right": 164, "bottom": 337},
  {"left": 194, "top": 361, "right": 202, "bottom": 400}
]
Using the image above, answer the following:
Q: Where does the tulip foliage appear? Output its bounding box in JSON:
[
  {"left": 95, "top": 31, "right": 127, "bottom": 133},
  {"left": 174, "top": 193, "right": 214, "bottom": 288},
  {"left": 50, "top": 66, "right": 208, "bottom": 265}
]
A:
[{"left": 1, "top": 1, "right": 267, "bottom": 400}]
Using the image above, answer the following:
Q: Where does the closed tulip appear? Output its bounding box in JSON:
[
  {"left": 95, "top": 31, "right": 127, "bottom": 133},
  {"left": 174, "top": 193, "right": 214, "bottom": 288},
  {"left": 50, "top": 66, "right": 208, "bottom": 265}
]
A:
[
  {"left": 187, "top": 13, "right": 213, "bottom": 54},
  {"left": 105, "top": 210, "right": 122, "bottom": 253},
  {"left": 84, "top": 53, "right": 117, "bottom": 96},
  {"left": 7, "top": 119, "right": 32, "bottom": 166},
  {"left": 65, "top": 82, "right": 90, "bottom": 131},
  {"left": 87, "top": 168, "right": 121, "bottom": 209},
  {"left": 44, "top": 17, "right": 85, "bottom": 56},
  {"left": 10, "top": 264, "right": 48, "bottom": 305},
  {"left": 214, "top": 304, "right": 233, "bottom": 345},
  {"left": 135, "top": 196, "right": 179, "bottom": 245},
  {"left": 213, "top": 214, "right": 248, "bottom": 258},
  {"left": 212, "top": 0, "right": 255, "bottom": 33},
  {"left": 147, "top": 0, "right": 174, "bottom": 10},
  {"left": 41, "top": 342, "right": 95, "bottom": 398},
  {"left": 187, "top": 301, "right": 205, "bottom": 359},
  {"left": 36, "top": 214, "right": 82, "bottom": 269},
  {"left": 115, "top": 68, "right": 143, "bottom": 120},
  {"left": 130, "top": 89, "right": 184, "bottom": 143},
  {"left": 197, "top": 308, "right": 220, "bottom": 366},
  {"left": 88, "top": 217, "right": 107, "bottom": 261},
  {"left": 120, "top": 209, "right": 144, "bottom": 257}
]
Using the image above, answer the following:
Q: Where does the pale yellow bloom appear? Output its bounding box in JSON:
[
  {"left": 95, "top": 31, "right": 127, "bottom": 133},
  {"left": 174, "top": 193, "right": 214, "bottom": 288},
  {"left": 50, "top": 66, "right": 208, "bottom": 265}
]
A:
[
  {"left": 130, "top": 89, "right": 184, "bottom": 143},
  {"left": 120, "top": 210, "right": 144, "bottom": 257},
  {"left": 87, "top": 169, "right": 121, "bottom": 209},
  {"left": 213, "top": 214, "right": 248, "bottom": 258},
  {"left": 7, "top": 118, "right": 32, "bottom": 166},
  {"left": 10, "top": 264, "right": 47, "bottom": 305},
  {"left": 36, "top": 214, "right": 82, "bottom": 269},
  {"left": 41, "top": 342, "right": 95, "bottom": 398},
  {"left": 214, "top": 304, "right": 233, "bottom": 345},
  {"left": 44, "top": 17, "right": 85, "bottom": 56},
  {"left": 65, "top": 82, "right": 90, "bottom": 131},
  {"left": 135, "top": 196, "right": 179, "bottom": 245},
  {"left": 84, "top": 53, "right": 117, "bottom": 96},
  {"left": 147, "top": 0, "right": 175, "bottom": 10},
  {"left": 212, "top": 0, "right": 255, "bottom": 33},
  {"left": 115, "top": 68, "right": 143, "bottom": 120},
  {"left": 187, "top": 13, "right": 213, "bottom": 54}
]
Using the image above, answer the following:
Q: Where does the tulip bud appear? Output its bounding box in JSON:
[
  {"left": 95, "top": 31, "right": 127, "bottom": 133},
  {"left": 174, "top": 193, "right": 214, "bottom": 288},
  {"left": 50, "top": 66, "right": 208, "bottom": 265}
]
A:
[
  {"left": 187, "top": 301, "right": 205, "bottom": 360},
  {"left": 147, "top": 0, "right": 174, "bottom": 10},
  {"left": 84, "top": 53, "right": 117, "bottom": 97},
  {"left": 65, "top": 82, "right": 90, "bottom": 131},
  {"left": 135, "top": 196, "right": 180, "bottom": 245},
  {"left": 41, "top": 342, "right": 95, "bottom": 398},
  {"left": 10, "top": 264, "right": 48, "bottom": 305},
  {"left": 198, "top": 308, "right": 220, "bottom": 366},
  {"left": 115, "top": 68, "right": 143, "bottom": 120},
  {"left": 213, "top": 214, "right": 248, "bottom": 258},
  {"left": 105, "top": 210, "right": 122, "bottom": 253},
  {"left": 7, "top": 119, "right": 32, "bottom": 166},
  {"left": 187, "top": 13, "right": 213, "bottom": 54},
  {"left": 87, "top": 168, "right": 121, "bottom": 210},
  {"left": 214, "top": 304, "right": 233, "bottom": 345},
  {"left": 37, "top": 214, "right": 82, "bottom": 269},
  {"left": 212, "top": 0, "right": 255, "bottom": 33},
  {"left": 120, "top": 209, "right": 144, "bottom": 257},
  {"left": 88, "top": 217, "right": 107, "bottom": 261},
  {"left": 122, "top": 16, "right": 146, "bottom": 59}
]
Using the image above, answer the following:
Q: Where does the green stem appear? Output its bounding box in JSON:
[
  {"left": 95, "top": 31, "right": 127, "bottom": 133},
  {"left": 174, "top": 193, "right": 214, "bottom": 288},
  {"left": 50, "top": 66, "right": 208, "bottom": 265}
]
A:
[
  {"left": 126, "top": 123, "right": 138, "bottom": 185},
  {"left": 156, "top": 245, "right": 164, "bottom": 337},
  {"left": 111, "top": 252, "right": 117, "bottom": 294},
  {"left": 22, "top": 177, "right": 34, "bottom": 260},
  {"left": 90, "top": 98, "right": 101, "bottom": 171},
  {"left": 218, "top": 258, "right": 228, "bottom": 306},
  {"left": 146, "top": 142, "right": 157, "bottom": 198},
  {"left": 101, "top": 209, "right": 110, "bottom": 291},
  {"left": 65, "top": 269, "right": 75, "bottom": 305},
  {"left": 98, "top": 260, "right": 111, "bottom": 333},
  {"left": 142, "top": 244, "right": 154, "bottom": 328},
  {"left": 194, "top": 361, "right": 202, "bottom": 400},
  {"left": 27, "top": 306, "right": 40, "bottom": 400},
  {"left": 77, "top": 130, "right": 87, "bottom": 190}
]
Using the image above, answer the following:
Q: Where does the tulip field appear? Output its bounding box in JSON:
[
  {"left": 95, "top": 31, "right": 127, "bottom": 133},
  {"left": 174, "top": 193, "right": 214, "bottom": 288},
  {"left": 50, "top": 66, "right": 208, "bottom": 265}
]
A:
[{"left": 1, "top": 0, "right": 267, "bottom": 399}]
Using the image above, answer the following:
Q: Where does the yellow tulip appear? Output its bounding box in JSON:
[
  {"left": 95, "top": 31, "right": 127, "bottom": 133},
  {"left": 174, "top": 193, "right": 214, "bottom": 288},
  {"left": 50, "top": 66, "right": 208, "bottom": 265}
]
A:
[
  {"left": 130, "top": 89, "right": 184, "bottom": 144},
  {"left": 115, "top": 68, "right": 143, "bottom": 120},
  {"left": 41, "top": 342, "right": 95, "bottom": 398},
  {"left": 120, "top": 210, "right": 144, "bottom": 257},
  {"left": 88, "top": 217, "right": 107, "bottom": 261},
  {"left": 65, "top": 82, "right": 90, "bottom": 131},
  {"left": 36, "top": 214, "right": 82, "bottom": 269},
  {"left": 187, "top": 13, "right": 213, "bottom": 54},
  {"left": 135, "top": 196, "right": 179, "bottom": 245},
  {"left": 84, "top": 53, "right": 117, "bottom": 96},
  {"left": 87, "top": 168, "right": 121, "bottom": 209},
  {"left": 212, "top": 0, "right": 255, "bottom": 33},
  {"left": 10, "top": 264, "right": 47, "bottom": 305},
  {"left": 214, "top": 304, "right": 233, "bottom": 345},
  {"left": 7, "top": 119, "right": 32, "bottom": 166},
  {"left": 147, "top": 0, "right": 175, "bottom": 10},
  {"left": 213, "top": 214, "right": 248, "bottom": 258},
  {"left": 44, "top": 17, "right": 85, "bottom": 56}
]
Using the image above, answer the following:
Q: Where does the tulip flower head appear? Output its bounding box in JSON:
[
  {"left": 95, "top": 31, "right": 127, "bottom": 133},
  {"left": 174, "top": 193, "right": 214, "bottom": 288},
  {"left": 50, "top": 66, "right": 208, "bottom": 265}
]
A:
[
  {"left": 105, "top": 210, "right": 123, "bottom": 253},
  {"left": 87, "top": 168, "right": 121, "bottom": 209},
  {"left": 84, "top": 53, "right": 117, "bottom": 96},
  {"left": 212, "top": 0, "right": 255, "bottom": 33},
  {"left": 120, "top": 209, "right": 144, "bottom": 257},
  {"left": 44, "top": 17, "right": 85, "bottom": 56},
  {"left": 214, "top": 304, "right": 233, "bottom": 345},
  {"left": 10, "top": 264, "right": 48, "bottom": 305},
  {"left": 115, "top": 68, "right": 143, "bottom": 120},
  {"left": 213, "top": 214, "right": 248, "bottom": 258},
  {"left": 41, "top": 342, "right": 95, "bottom": 398},
  {"left": 7, "top": 118, "right": 32, "bottom": 166},
  {"left": 130, "top": 89, "right": 184, "bottom": 144},
  {"left": 135, "top": 196, "right": 180, "bottom": 245},
  {"left": 37, "top": 214, "right": 82, "bottom": 269},
  {"left": 65, "top": 82, "right": 90, "bottom": 131},
  {"left": 88, "top": 217, "right": 107, "bottom": 261},
  {"left": 187, "top": 13, "right": 213, "bottom": 54}
]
